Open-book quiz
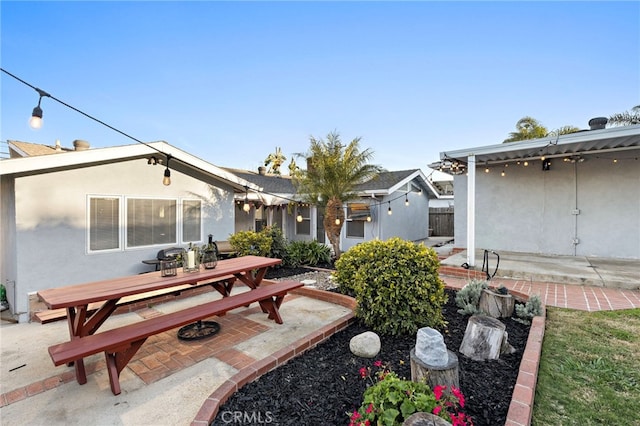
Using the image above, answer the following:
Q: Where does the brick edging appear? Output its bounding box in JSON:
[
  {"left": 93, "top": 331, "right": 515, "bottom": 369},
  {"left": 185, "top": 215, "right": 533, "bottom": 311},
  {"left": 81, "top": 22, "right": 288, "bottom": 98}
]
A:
[
  {"left": 192, "top": 282, "right": 544, "bottom": 426},
  {"left": 191, "top": 288, "right": 356, "bottom": 425}
]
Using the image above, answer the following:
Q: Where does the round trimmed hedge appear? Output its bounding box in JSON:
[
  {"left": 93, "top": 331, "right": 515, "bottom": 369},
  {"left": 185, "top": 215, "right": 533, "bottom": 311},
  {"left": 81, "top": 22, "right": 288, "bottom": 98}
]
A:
[{"left": 335, "top": 237, "right": 447, "bottom": 336}]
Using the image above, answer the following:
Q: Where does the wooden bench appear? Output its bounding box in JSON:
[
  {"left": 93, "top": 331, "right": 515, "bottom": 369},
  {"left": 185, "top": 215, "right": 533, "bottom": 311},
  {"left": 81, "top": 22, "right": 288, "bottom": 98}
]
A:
[{"left": 47, "top": 280, "right": 303, "bottom": 395}]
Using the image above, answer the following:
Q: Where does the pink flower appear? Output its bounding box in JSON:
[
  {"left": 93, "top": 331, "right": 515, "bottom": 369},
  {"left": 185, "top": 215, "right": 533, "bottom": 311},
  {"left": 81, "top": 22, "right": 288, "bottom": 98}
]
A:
[
  {"left": 366, "top": 403, "right": 374, "bottom": 414},
  {"left": 373, "top": 360, "right": 383, "bottom": 367},
  {"left": 359, "top": 367, "right": 368, "bottom": 378},
  {"left": 452, "top": 386, "right": 465, "bottom": 408},
  {"left": 450, "top": 412, "right": 468, "bottom": 426},
  {"left": 433, "top": 405, "right": 442, "bottom": 415},
  {"left": 351, "top": 410, "right": 361, "bottom": 421},
  {"left": 433, "top": 384, "right": 446, "bottom": 401}
]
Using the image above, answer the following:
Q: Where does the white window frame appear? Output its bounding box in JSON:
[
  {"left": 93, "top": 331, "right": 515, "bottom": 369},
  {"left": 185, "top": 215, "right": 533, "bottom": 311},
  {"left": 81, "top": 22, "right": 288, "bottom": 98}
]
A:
[
  {"left": 295, "top": 205, "right": 311, "bottom": 236},
  {"left": 87, "top": 195, "right": 123, "bottom": 253},
  {"left": 181, "top": 198, "right": 203, "bottom": 244},
  {"left": 88, "top": 195, "right": 205, "bottom": 252},
  {"left": 346, "top": 203, "right": 369, "bottom": 239}
]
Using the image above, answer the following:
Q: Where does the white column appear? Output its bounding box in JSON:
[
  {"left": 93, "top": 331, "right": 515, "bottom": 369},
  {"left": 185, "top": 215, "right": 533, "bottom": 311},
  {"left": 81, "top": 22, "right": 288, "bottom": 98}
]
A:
[{"left": 466, "top": 155, "right": 476, "bottom": 268}]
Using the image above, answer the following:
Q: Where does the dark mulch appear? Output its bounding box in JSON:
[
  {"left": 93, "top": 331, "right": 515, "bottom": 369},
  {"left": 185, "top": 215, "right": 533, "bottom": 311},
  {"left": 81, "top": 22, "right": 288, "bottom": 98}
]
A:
[{"left": 212, "top": 267, "right": 530, "bottom": 426}]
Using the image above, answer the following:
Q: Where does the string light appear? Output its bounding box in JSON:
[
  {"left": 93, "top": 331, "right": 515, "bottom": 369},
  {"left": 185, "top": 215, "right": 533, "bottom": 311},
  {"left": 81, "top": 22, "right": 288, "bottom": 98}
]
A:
[
  {"left": 162, "top": 155, "right": 172, "bottom": 186},
  {"left": 242, "top": 186, "right": 250, "bottom": 213},
  {"left": 387, "top": 201, "right": 392, "bottom": 215},
  {"left": 29, "top": 88, "right": 50, "bottom": 129},
  {"left": 2, "top": 68, "right": 174, "bottom": 186},
  {"left": 405, "top": 194, "right": 409, "bottom": 206}
]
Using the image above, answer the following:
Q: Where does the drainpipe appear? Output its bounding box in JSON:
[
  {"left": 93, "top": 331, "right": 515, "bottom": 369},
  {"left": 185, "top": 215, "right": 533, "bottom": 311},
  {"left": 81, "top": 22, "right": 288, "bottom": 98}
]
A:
[
  {"left": 467, "top": 155, "right": 476, "bottom": 268},
  {"left": 572, "top": 161, "right": 580, "bottom": 255}
]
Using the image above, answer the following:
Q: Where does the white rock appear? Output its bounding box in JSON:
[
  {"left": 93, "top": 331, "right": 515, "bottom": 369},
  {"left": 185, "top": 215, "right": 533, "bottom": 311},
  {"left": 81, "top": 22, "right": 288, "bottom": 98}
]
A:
[
  {"left": 415, "top": 327, "right": 448, "bottom": 367},
  {"left": 349, "top": 331, "right": 381, "bottom": 358}
]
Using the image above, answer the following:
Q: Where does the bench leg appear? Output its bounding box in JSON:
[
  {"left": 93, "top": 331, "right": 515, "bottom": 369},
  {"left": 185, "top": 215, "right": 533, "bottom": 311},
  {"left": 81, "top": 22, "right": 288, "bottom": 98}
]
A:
[
  {"left": 258, "top": 294, "right": 286, "bottom": 324},
  {"left": 104, "top": 339, "right": 147, "bottom": 395},
  {"left": 211, "top": 279, "right": 236, "bottom": 297}
]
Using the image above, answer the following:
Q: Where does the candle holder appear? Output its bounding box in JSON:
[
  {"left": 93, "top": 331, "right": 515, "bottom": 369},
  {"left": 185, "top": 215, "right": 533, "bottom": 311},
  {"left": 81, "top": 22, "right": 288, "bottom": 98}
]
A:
[
  {"left": 202, "top": 249, "right": 218, "bottom": 269},
  {"left": 183, "top": 248, "right": 201, "bottom": 273},
  {"left": 160, "top": 258, "right": 177, "bottom": 277}
]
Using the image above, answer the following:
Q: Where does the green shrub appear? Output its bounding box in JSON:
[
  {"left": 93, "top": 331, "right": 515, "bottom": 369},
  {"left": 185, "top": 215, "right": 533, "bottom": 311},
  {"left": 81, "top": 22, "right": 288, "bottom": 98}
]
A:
[
  {"left": 260, "top": 226, "right": 288, "bottom": 263},
  {"left": 455, "top": 279, "right": 489, "bottom": 315},
  {"left": 349, "top": 370, "right": 436, "bottom": 426},
  {"left": 514, "top": 294, "right": 543, "bottom": 324},
  {"left": 229, "top": 230, "right": 272, "bottom": 257},
  {"left": 285, "top": 240, "right": 331, "bottom": 267},
  {"left": 335, "top": 238, "right": 447, "bottom": 336}
]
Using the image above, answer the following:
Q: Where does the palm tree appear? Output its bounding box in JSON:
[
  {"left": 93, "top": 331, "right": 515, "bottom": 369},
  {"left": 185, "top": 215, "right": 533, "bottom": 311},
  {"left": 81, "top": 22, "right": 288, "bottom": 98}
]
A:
[
  {"left": 292, "top": 132, "right": 383, "bottom": 259},
  {"left": 264, "top": 147, "right": 287, "bottom": 175},
  {"left": 609, "top": 105, "right": 640, "bottom": 126},
  {"left": 503, "top": 117, "right": 579, "bottom": 142}
]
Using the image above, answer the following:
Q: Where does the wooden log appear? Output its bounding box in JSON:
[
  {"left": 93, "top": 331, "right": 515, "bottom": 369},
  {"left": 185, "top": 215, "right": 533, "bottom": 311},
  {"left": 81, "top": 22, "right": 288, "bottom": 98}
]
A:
[
  {"left": 410, "top": 348, "right": 459, "bottom": 390},
  {"left": 459, "top": 315, "right": 506, "bottom": 361},
  {"left": 478, "top": 288, "right": 515, "bottom": 318}
]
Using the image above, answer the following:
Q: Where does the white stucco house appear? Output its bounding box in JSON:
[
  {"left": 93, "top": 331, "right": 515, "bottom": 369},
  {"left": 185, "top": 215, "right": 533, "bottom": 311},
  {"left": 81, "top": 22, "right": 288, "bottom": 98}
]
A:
[
  {"left": 225, "top": 167, "right": 441, "bottom": 252},
  {"left": 429, "top": 120, "right": 640, "bottom": 267},
  {"left": 0, "top": 140, "right": 258, "bottom": 322}
]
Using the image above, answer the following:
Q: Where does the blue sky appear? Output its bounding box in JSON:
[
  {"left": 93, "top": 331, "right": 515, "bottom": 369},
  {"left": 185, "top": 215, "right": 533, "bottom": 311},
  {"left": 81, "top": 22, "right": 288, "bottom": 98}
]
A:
[{"left": 2, "top": 1, "right": 638, "bottom": 176}]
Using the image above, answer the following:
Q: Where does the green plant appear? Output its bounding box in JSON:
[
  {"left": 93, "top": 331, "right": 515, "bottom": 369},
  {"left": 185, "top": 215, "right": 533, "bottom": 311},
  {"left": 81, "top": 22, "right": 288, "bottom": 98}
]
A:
[
  {"left": 284, "top": 240, "right": 331, "bottom": 267},
  {"left": 260, "top": 226, "right": 288, "bottom": 262},
  {"left": 455, "top": 279, "right": 488, "bottom": 315},
  {"left": 514, "top": 294, "right": 543, "bottom": 324},
  {"left": 229, "top": 230, "right": 272, "bottom": 257},
  {"left": 335, "top": 238, "right": 447, "bottom": 336},
  {"left": 349, "top": 362, "right": 472, "bottom": 426},
  {"left": 349, "top": 362, "right": 437, "bottom": 426}
]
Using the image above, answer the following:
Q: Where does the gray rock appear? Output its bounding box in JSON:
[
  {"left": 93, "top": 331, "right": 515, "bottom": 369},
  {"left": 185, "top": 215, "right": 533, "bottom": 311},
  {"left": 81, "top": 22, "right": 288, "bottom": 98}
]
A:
[
  {"left": 349, "top": 331, "right": 381, "bottom": 358},
  {"left": 415, "top": 327, "right": 448, "bottom": 367}
]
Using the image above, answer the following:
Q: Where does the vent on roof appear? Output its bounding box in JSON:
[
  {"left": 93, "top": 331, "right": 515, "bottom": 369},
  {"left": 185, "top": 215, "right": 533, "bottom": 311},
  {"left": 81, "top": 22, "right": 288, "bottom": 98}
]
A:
[
  {"left": 588, "top": 117, "right": 608, "bottom": 130},
  {"left": 73, "top": 140, "right": 90, "bottom": 151}
]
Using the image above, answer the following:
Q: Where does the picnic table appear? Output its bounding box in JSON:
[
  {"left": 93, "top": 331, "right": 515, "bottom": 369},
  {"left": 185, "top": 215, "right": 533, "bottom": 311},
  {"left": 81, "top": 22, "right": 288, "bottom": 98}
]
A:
[{"left": 37, "top": 255, "right": 299, "bottom": 395}]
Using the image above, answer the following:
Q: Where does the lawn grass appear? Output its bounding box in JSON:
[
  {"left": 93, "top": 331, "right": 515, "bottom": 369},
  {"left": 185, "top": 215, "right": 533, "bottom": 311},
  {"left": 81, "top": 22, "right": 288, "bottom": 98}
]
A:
[{"left": 532, "top": 307, "right": 640, "bottom": 425}]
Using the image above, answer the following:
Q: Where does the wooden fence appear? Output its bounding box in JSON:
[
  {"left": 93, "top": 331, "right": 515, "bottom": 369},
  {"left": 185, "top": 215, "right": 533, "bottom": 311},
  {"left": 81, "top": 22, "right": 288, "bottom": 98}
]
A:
[{"left": 429, "top": 208, "right": 454, "bottom": 237}]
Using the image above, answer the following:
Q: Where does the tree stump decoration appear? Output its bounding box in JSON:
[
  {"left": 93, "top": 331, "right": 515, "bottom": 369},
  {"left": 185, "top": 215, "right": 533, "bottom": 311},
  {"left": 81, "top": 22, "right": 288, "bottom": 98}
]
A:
[
  {"left": 459, "top": 315, "right": 512, "bottom": 361},
  {"left": 410, "top": 348, "right": 459, "bottom": 391},
  {"left": 403, "top": 411, "right": 452, "bottom": 426},
  {"left": 478, "top": 288, "right": 515, "bottom": 318}
]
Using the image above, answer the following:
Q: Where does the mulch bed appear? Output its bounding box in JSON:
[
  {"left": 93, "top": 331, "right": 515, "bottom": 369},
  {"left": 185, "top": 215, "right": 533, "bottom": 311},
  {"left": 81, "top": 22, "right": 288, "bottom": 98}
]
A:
[{"left": 212, "top": 268, "right": 530, "bottom": 426}]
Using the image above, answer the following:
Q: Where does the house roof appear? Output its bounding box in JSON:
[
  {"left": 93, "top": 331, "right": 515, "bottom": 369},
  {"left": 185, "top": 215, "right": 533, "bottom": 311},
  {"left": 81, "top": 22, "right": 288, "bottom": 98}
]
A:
[
  {"left": 8, "top": 140, "right": 71, "bottom": 157},
  {"left": 431, "top": 124, "right": 640, "bottom": 174},
  {"left": 0, "top": 141, "right": 259, "bottom": 192},
  {"left": 223, "top": 168, "right": 296, "bottom": 194},
  {"left": 230, "top": 168, "right": 440, "bottom": 204}
]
